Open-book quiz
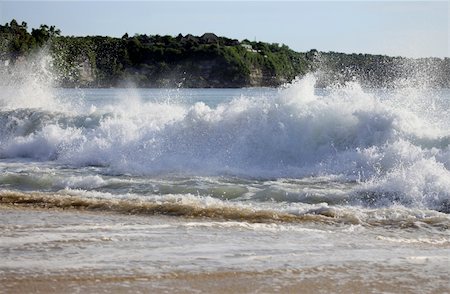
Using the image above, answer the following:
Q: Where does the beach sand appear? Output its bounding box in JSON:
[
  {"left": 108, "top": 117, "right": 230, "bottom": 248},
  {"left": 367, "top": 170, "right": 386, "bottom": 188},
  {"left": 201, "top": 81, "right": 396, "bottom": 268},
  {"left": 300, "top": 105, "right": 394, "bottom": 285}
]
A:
[
  {"left": 2, "top": 264, "right": 448, "bottom": 293},
  {"left": 1, "top": 205, "right": 449, "bottom": 294}
]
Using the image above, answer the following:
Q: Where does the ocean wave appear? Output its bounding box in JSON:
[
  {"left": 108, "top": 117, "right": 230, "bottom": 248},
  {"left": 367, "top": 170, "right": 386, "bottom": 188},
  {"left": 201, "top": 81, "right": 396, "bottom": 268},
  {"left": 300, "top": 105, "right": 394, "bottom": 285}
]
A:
[
  {"left": 1, "top": 191, "right": 448, "bottom": 229},
  {"left": 0, "top": 75, "right": 450, "bottom": 212}
]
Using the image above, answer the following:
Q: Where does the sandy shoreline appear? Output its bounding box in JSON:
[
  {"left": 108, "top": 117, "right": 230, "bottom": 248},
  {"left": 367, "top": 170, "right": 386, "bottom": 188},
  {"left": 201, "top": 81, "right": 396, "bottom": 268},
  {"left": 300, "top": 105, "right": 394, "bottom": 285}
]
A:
[
  {"left": 1, "top": 205, "right": 449, "bottom": 293},
  {"left": 3, "top": 266, "right": 449, "bottom": 293}
]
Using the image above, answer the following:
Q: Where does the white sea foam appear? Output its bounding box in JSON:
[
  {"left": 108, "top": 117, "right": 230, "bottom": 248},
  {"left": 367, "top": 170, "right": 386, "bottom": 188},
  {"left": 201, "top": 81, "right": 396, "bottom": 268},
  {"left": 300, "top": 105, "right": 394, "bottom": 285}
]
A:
[
  {"left": 376, "top": 235, "right": 450, "bottom": 245},
  {"left": 0, "top": 72, "right": 449, "bottom": 211},
  {"left": 0, "top": 50, "right": 66, "bottom": 111}
]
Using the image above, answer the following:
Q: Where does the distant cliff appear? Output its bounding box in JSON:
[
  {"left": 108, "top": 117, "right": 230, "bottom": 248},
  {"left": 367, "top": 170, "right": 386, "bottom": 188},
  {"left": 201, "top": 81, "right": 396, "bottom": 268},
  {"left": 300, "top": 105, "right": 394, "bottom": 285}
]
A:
[{"left": 1, "top": 20, "right": 449, "bottom": 88}]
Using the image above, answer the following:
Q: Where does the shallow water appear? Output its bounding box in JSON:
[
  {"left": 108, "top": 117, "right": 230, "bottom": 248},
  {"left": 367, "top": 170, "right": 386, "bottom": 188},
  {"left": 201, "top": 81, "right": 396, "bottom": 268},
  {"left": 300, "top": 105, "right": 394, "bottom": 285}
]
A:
[
  {"left": 0, "top": 207, "right": 449, "bottom": 293},
  {"left": 0, "top": 76, "right": 449, "bottom": 290}
]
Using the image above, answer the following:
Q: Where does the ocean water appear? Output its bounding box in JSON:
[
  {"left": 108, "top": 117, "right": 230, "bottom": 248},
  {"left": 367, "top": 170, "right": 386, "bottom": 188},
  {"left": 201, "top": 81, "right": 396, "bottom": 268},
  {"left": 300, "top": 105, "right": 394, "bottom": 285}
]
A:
[{"left": 1, "top": 74, "right": 449, "bottom": 290}]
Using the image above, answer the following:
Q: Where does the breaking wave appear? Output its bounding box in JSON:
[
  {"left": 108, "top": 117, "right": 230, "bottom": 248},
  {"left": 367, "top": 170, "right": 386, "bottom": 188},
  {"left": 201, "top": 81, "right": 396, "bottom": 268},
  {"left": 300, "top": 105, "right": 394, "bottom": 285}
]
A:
[
  {"left": 1, "top": 191, "right": 448, "bottom": 229},
  {"left": 0, "top": 73, "right": 450, "bottom": 212}
]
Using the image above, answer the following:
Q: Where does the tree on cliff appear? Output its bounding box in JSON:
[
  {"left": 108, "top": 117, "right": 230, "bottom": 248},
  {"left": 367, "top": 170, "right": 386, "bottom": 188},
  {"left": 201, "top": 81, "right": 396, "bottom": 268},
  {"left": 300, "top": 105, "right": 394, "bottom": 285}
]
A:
[{"left": 31, "top": 25, "right": 61, "bottom": 46}]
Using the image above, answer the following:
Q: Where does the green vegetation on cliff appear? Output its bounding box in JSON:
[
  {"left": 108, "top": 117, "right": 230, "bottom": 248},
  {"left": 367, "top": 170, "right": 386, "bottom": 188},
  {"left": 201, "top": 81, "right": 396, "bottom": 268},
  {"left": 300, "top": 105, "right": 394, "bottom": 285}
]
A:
[{"left": 1, "top": 20, "right": 449, "bottom": 88}]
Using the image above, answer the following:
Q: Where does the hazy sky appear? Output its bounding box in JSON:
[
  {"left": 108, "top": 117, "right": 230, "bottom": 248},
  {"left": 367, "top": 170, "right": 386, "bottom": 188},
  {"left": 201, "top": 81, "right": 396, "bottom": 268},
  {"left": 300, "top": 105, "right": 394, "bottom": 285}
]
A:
[{"left": 0, "top": 1, "right": 448, "bottom": 58}]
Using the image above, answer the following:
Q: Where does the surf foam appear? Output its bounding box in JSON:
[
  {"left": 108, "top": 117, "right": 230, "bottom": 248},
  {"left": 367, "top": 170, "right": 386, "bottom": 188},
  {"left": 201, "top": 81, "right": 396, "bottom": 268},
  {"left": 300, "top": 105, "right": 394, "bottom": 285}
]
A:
[{"left": 1, "top": 74, "right": 449, "bottom": 211}]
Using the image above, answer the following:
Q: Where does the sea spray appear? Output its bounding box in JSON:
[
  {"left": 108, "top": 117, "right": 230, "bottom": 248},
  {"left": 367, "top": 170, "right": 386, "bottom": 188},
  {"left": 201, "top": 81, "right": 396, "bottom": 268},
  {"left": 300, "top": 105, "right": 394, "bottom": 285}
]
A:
[
  {"left": 0, "top": 48, "right": 63, "bottom": 109},
  {"left": 0, "top": 68, "right": 450, "bottom": 211}
]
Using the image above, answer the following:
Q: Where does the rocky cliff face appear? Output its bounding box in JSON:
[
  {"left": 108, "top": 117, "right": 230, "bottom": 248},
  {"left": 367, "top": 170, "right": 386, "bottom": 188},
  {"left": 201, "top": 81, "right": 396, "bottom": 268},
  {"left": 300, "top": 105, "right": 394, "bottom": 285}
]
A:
[
  {"left": 248, "top": 64, "right": 285, "bottom": 87},
  {"left": 105, "top": 57, "right": 250, "bottom": 88},
  {"left": 54, "top": 56, "right": 288, "bottom": 88},
  {"left": 47, "top": 39, "right": 291, "bottom": 88},
  {"left": 77, "top": 58, "right": 95, "bottom": 84},
  {"left": 51, "top": 50, "right": 97, "bottom": 87}
]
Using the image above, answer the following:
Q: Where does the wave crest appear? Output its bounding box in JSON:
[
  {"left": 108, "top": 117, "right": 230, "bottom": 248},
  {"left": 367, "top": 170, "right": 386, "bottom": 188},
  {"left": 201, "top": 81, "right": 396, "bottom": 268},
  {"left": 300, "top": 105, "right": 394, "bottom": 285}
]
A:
[{"left": 0, "top": 75, "right": 449, "bottom": 212}]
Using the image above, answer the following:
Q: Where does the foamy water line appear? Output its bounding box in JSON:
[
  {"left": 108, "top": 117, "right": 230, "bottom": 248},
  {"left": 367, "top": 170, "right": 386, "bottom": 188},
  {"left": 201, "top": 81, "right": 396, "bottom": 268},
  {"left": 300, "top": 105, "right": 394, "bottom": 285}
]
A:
[{"left": 0, "top": 73, "right": 450, "bottom": 214}]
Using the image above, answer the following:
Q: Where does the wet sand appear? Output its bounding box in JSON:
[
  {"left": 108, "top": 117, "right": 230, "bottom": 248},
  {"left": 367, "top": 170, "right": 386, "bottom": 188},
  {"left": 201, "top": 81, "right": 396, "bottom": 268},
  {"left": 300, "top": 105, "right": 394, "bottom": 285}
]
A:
[
  {"left": 1, "top": 205, "right": 449, "bottom": 293},
  {"left": 2, "top": 266, "right": 448, "bottom": 293}
]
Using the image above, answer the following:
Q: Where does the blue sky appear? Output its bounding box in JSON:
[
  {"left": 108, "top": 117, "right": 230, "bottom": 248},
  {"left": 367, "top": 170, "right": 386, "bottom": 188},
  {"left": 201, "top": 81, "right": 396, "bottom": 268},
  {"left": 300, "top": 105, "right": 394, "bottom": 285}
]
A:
[{"left": 0, "top": 1, "right": 448, "bottom": 58}]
